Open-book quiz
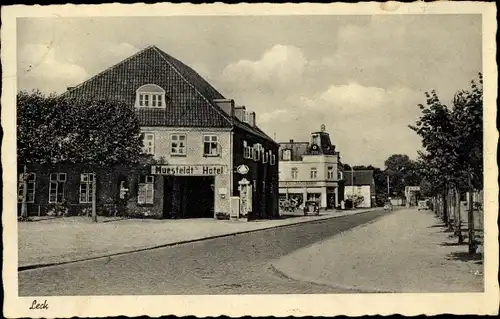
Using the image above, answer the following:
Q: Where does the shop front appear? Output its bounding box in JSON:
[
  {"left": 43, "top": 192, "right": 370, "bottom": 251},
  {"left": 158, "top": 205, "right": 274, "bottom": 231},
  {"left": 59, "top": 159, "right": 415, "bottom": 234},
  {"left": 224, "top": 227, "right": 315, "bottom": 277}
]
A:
[
  {"left": 151, "top": 164, "right": 229, "bottom": 219},
  {"left": 279, "top": 181, "right": 339, "bottom": 209}
]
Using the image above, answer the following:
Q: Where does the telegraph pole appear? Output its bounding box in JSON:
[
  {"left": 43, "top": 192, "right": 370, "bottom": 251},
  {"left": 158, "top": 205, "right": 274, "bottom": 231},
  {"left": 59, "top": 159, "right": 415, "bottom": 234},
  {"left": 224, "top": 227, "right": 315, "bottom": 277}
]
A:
[
  {"left": 387, "top": 175, "right": 390, "bottom": 197},
  {"left": 351, "top": 166, "right": 354, "bottom": 209}
]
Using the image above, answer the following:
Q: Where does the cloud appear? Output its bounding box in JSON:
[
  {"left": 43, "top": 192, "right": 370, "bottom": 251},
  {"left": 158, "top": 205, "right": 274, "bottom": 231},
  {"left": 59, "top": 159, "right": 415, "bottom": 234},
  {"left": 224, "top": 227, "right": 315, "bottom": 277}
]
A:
[
  {"left": 100, "top": 42, "right": 139, "bottom": 63},
  {"left": 18, "top": 44, "right": 88, "bottom": 94},
  {"left": 316, "top": 83, "right": 419, "bottom": 115},
  {"left": 221, "top": 44, "right": 307, "bottom": 90}
]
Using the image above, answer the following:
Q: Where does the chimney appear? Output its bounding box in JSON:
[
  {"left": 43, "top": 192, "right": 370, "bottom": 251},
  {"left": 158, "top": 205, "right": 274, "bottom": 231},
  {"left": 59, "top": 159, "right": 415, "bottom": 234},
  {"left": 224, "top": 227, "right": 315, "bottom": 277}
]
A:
[
  {"left": 289, "top": 139, "right": 294, "bottom": 144},
  {"left": 213, "top": 99, "right": 234, "bottom": 117},
  {"left": 234, "top": 105, "right": 246, "bottom": 122},
  {"left": 248, "top": 112, "right": 256, "bottom": 127},
  {"left": 67, "top": 86, "right": 75, "bottom": 91}
]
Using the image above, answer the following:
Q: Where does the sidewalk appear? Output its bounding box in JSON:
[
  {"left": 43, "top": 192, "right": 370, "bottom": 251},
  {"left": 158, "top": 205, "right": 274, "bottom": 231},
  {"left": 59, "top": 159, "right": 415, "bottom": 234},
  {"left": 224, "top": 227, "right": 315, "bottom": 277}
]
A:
[
  {"left": 18, "top": 208, "right": 379, "bottom": 270},
  {"left": 271, "top": 208, "right": 484, "bottom": 293}
]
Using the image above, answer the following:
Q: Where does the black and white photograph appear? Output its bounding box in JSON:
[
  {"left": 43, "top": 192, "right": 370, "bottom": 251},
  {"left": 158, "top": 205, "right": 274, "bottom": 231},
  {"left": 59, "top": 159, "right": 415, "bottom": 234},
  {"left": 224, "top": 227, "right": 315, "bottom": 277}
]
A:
[{"left": 2, "top": 2, "right": 498, "bottom": 317}]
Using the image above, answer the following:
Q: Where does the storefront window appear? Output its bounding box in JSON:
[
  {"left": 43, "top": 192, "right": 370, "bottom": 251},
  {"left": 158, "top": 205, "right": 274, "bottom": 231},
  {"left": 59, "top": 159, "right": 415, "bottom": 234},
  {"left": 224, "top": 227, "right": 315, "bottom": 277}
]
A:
[{"left": 307, "top": 193, "right": 321, "bottom": 202}]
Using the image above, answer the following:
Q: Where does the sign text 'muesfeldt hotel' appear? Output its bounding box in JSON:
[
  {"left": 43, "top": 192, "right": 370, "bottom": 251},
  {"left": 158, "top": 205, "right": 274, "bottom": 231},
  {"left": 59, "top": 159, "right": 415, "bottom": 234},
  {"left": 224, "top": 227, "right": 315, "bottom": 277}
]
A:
[{"left": 151, "top": 165, "right": 226, "bottom": 176}]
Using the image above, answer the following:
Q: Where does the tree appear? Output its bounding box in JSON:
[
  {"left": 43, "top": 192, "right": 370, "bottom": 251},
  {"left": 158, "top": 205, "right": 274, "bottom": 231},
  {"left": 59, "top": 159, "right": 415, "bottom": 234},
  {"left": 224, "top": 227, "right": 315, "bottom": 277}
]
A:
[
  {"left": 409, "top": 73, "right": 483, "bottom": 251},
  {"left": 17, "top": 91, "right": 144, "bottom": 221},
  {"left": 384, "top": 154, "right": 422, "bottom": 200}
]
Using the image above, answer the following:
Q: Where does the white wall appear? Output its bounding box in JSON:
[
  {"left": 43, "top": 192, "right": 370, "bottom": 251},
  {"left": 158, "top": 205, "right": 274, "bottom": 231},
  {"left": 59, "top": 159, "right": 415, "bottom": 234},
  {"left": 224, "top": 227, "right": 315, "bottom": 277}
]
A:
[
  {"left": 141, "top": 126, "right": 232, "bottom": 214},
  {"left": 344, "top": 185, "right": 371, "bottom": 208}
]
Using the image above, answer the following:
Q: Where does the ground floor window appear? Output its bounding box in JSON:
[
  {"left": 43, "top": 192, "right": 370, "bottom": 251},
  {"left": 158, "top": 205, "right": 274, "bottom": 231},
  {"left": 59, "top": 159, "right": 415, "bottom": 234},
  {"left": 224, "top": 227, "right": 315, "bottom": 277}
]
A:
[
  {"left": 79, "top": 173, "right": 95, "bottom": 203},
  {"left": 18, "top": 172, "right": 36, "bottom": 203},
  {"left": 138, "top": 175, "right": 154, "bottom": 204},
  {"left": 307, "top": 193, "right": 321, "bottom": 202},
  {"left": 49, "top": 173, "right": 66, "bottom": 203}
]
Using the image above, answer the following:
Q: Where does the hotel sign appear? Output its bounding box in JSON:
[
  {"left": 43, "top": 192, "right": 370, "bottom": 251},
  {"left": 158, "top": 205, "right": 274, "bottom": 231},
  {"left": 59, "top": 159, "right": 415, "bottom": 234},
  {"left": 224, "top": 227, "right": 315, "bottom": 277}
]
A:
[
  {"left": 280, "top": 181, "right": 319, "bottom": 187},
  {"left": 151, "top": 165, "right": 226, "bottom": 176}
]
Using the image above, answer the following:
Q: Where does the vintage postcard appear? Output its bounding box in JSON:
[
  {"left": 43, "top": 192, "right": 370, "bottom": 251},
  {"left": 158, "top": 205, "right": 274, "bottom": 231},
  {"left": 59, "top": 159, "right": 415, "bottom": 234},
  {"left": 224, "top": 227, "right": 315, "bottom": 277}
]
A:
[{"left": 2, "top": 2, "right": 498, "bottom": 317}]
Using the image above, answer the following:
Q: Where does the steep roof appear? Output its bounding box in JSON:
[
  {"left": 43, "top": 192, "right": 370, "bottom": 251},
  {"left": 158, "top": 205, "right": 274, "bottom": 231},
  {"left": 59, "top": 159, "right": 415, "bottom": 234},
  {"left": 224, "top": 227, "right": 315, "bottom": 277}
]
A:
[
  {"left": 343, "top": 170, "right": 376, "bottom": 196},
  {"left": 343, "top": 170, "right": 375, "bottom": 186},
  {"left": 63, "top": 45, "right": 276, "bottom": 143}
]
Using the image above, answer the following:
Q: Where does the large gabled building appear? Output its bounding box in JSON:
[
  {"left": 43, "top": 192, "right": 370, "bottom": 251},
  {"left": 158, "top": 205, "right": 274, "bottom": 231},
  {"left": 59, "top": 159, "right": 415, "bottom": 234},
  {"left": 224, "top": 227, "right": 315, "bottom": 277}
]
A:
[{"left": 19, "top": 45, "right": 279, "bottom": 220}]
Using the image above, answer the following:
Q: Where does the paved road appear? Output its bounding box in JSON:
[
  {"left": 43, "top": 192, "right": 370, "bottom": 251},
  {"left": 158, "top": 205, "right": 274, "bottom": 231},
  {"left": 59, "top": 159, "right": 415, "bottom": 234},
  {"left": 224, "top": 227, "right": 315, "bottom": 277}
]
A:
[{"left": 19, "top": 209, "right": 390, "bottom": 295}]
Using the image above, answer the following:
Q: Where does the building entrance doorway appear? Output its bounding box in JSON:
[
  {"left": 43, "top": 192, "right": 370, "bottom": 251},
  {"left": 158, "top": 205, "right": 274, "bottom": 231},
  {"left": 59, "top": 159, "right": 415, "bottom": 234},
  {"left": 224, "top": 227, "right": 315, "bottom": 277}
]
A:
[
  {"left": 327, "top": 191, "right": 337, "bottom": 209},
  {"left": 163, "top": 176, "right": 215, "bottom": 218}
]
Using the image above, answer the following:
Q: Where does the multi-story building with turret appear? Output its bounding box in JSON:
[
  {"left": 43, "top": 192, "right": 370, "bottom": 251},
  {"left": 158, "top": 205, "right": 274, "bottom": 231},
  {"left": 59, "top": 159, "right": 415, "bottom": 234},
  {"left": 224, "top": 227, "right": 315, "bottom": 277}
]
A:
[{"left": 278, "top": 125, "right": 344, "bottom": 210}]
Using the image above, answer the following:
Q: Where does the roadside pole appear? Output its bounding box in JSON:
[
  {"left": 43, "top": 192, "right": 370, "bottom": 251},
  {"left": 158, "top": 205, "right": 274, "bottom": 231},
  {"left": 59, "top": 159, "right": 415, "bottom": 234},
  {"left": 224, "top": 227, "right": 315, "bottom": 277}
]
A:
[
  {"left": 92, "top": 172, "right": 97, "bottom": 223},
  {"left": 21, "top": 164, "right": 28, "bottom": 219}
]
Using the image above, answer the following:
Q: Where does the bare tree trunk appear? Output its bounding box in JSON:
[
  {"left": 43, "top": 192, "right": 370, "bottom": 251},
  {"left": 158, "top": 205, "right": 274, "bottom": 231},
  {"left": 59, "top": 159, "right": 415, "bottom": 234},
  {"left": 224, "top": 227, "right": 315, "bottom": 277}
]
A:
[
  {"left": 92, "top": 172, "right": 97, "bottom": 223},
  {"left": 455, "top": 187, "right": 463, "bottom": 243},
  {"left": 21, "top": 164, "right": 28, "bottom": 219},
  {"left": 442, "top": 188, "right": 449, "bottom": 227},
  {"left": 468, "top": 173, "right": 475, "bottom": 253}
]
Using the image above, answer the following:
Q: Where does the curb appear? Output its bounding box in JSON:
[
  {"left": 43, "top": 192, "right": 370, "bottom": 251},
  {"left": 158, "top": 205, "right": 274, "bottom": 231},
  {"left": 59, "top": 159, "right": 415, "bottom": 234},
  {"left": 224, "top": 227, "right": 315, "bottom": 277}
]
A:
[
  {"left": 269, "top": 264, "right": 394, "bottom": 293},
  {"left": 18, "top": 208, "right": 382, "bottom": 272}
]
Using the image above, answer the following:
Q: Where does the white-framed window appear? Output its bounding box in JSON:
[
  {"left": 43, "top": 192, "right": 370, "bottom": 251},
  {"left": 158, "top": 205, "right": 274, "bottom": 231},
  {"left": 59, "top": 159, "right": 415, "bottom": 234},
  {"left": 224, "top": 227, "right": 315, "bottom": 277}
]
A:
[
  {"left": 79, "top": 173, "right": 95, "bottom": 203},
  {"left": 263, "top": 149, "right": 269, "bottom": 164},
  {"left": 282, "top": 149, "right": 292, "bottom": 161},
  {"left": 339, "top": 171, "right": 344, "bottom": 180},
  {"left": 243, "top": 141, "right": 254, "bottom": 159},
  {"left": 49, "top": 173, "right": 66, "bottom": 203},
  {"left": 140, "top": 132, "right": 155, "bottom": 155},
  {"left": 253, "top": 143, "right": 263, "bottom": 162},
  {"left": 270, "top": 151, "right": 276, "bottom": 165},
  {"left": 18, "top": 172, "right": 36, "bottom": 203},
  {"left": 310, "top": 167, "right": 317, "bottom": 179},
  {"left": 171, "top": 133, "right": 187, "bottom": 156},
  {"left": 291, "top": 167, "right": 298, "bottom": 180},
  {"left": 135, "top": 84, "right": 166, "bottom": 108},
  {"left": 138, "top": 175, "right": 154, "bottom": 204},
  {"left": 203, "top": 135, "right": 219, "bottom": 156},
  {"left": 311, "top": 134, "right": 320, "bottom": 145},
  {"left": 327, "top": 166, "right": 334, "bottom": 179}
]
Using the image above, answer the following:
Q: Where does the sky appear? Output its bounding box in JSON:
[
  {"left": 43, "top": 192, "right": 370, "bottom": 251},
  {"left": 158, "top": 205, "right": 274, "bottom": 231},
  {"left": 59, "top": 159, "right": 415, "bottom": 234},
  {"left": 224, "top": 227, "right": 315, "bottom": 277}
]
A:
[{"left": 16, "top": 15, "right": 482, "bottom": 167}]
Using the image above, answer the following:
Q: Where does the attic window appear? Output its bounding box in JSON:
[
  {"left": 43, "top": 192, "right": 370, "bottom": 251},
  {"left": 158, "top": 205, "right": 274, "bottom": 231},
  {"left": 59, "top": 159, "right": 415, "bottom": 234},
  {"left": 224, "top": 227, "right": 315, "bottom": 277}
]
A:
[
  {"left": 136, "top": 84, "right": 166, "bottom": 108},
  {"left": 282, "top": 149, "right": 292, "bottom": 161}
]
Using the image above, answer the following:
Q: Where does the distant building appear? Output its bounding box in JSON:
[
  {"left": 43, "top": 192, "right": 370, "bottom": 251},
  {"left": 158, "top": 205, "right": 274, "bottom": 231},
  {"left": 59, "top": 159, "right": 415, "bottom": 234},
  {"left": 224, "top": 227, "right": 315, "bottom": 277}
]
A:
[
  {"left": 343, "top": 170, "right": 376, "bottom": 208},
  {"left": 18, "top": 45, "right": 279, "bottom": 220},
  {"left": 278, "top": 125, "right": 343, "bottom": 209}
]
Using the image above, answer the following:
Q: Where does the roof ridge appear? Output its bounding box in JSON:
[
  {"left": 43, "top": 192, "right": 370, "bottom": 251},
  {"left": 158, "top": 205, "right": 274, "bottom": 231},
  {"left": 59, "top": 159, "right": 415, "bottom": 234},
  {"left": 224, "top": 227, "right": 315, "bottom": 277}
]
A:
[
  {"left": 151, "top": 46, "right": 233, "bottom": 127},
  {"left": 62, "top": 45, "right": 154, "bottom": 96}
]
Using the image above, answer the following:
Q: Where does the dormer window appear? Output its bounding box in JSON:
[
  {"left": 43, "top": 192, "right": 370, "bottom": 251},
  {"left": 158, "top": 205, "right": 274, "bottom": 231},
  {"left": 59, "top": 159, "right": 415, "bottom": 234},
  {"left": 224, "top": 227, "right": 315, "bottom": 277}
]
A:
[
  {"left": 136, "top": 84, "right": 166, "bottom": 108},
  {"left": 311, "top": 134, "right": 320, "bottom": 145},
  {"left": 253, "top": 143, "right": 263, "bottom": 161},
  {"left": 282, "top": 149, "right": 292, "bottom": 161}
]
